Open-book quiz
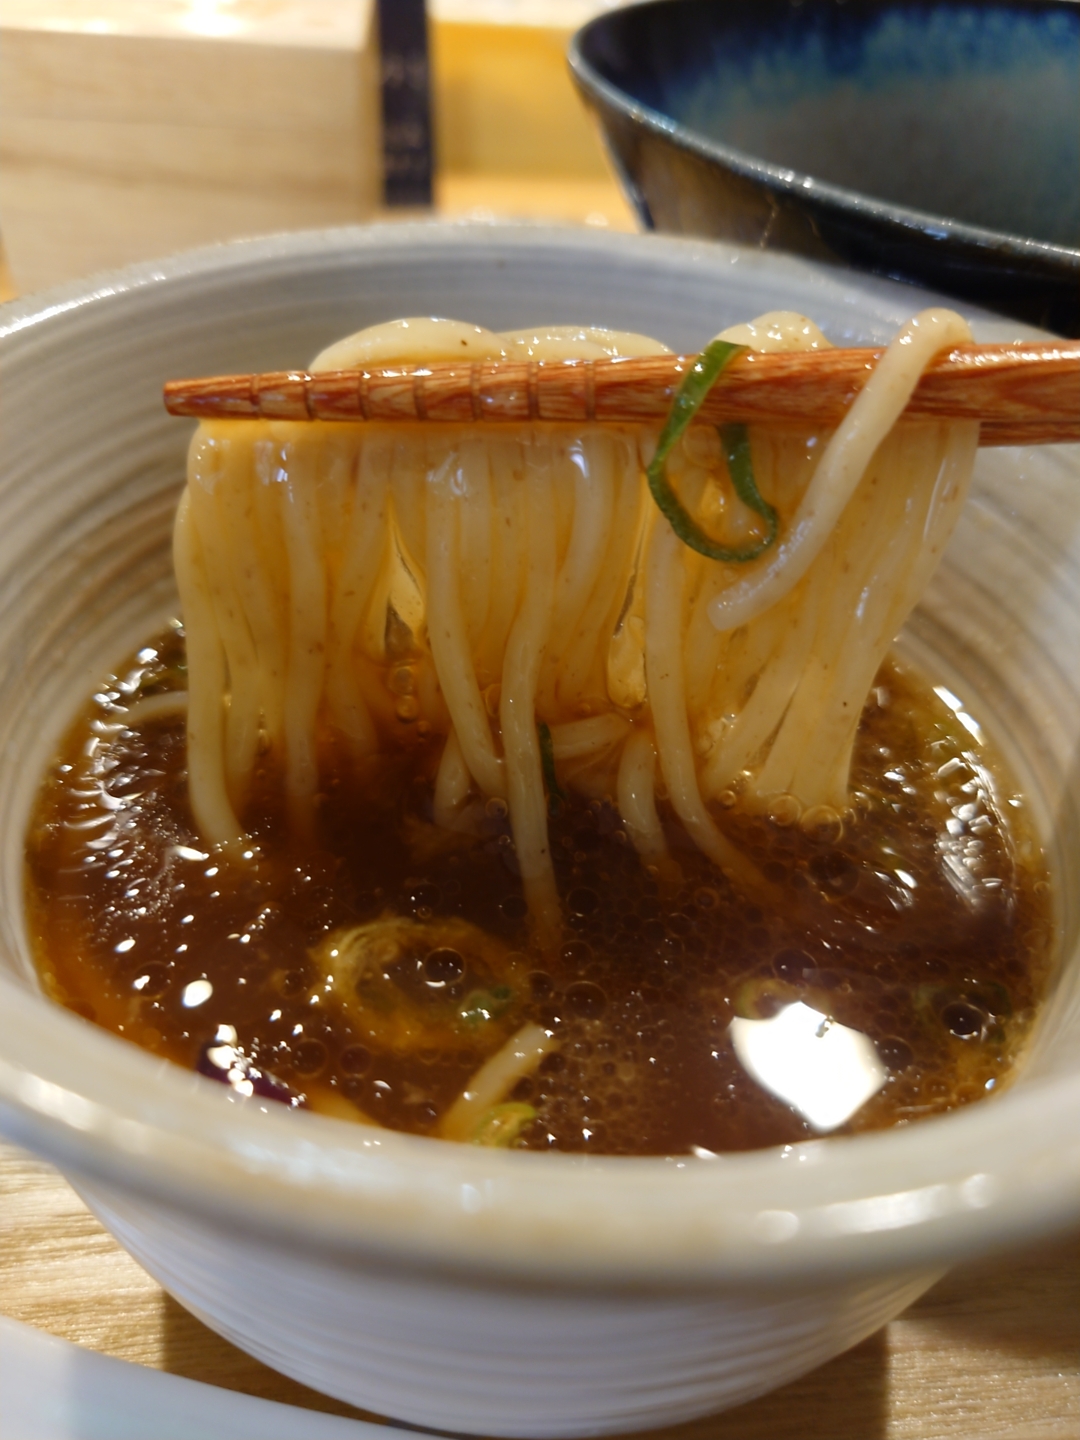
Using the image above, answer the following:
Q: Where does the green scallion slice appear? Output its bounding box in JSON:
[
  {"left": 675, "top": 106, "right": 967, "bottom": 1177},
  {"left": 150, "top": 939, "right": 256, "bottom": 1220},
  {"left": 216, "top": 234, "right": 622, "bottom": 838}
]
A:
[
  {"left": 471, "top": 1102, "right": 537, "bottom": 1147},
  {"left": 646, "top": 339, "right": 778, "bottom": 562},
  {"left": 537, "top": 720, "right": 565, "bottom": 817}
]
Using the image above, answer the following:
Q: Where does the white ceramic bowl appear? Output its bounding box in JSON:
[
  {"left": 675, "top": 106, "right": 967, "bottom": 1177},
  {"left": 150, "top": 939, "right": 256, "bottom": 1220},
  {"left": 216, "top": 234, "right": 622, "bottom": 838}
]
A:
[{"left": 1, "top": 224, "right": 1079, "bottom": 1438}]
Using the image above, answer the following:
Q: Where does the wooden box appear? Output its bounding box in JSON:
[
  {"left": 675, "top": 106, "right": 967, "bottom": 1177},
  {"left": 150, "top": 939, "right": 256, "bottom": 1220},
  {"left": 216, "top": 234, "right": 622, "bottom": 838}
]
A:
[{"left": 0, "top": 1, "right": 381, "bottom": 295}]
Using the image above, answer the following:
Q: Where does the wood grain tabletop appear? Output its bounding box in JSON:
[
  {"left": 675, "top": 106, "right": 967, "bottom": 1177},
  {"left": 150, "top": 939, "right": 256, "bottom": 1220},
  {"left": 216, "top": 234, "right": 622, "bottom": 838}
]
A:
[{"left": 1, "top": 1139, "right": 1077, "bottom": 1439}]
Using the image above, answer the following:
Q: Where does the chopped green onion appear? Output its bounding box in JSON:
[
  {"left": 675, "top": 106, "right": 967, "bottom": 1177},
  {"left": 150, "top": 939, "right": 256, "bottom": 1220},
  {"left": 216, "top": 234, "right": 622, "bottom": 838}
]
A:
[
  {"left": 460, "top": 984, "right": 514, "bottom": 1028},
  {"left": 470, "top": 1102, "right": 537, "bottom": 1147},
  {"left": 646, "top": 339, "right": 779, "bottom": 562},
  {"left": 537, "top": 720, "right": 565, "bottom": 817}
]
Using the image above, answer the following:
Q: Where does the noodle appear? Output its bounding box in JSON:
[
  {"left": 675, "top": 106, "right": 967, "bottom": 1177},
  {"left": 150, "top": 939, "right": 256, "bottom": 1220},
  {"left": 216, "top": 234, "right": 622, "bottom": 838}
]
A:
[
  {"left": 499, "top": 435, "right": 561, "bottom": 945},
  {"left": 616, "top": 728, "right": 670, "bottom": 869},
  {"left": 425, "top": 450, "right": 507, "bottom": 799},
  {"left": 323, "top": 435, "right": 391, "bottom": 760},
  {"left": 439, "top": 1023, "right": 558, "bottom": 1143},
  {"left": 433, "top": 727, "right": 474, "bottom": 832},
  {"left": 173, "top": 489, "right": 242, "bottom": 846},
  {"left": 175, "top": 309, "right": 977, "bottom": 938}
]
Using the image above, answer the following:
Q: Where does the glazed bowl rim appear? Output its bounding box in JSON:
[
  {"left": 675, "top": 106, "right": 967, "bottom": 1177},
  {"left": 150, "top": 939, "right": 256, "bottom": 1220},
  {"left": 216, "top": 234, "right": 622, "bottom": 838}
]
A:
[
  {"left": 2, "top": 220, "right": 1080, "bottom": 1293},
  {"left": 569, "top": 0, "right": 1080, "bottom": 269}
]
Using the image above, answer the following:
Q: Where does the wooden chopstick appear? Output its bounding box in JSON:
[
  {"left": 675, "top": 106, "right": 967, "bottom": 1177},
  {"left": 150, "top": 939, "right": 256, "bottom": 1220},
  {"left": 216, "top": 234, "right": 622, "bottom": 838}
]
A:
[{"left": 163, "top": 342, "right": 1080, "bottom": 448}]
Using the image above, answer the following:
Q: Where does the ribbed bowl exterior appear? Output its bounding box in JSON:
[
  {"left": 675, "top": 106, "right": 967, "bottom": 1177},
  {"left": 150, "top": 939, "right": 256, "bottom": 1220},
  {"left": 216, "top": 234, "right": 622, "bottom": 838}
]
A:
[{"left": 83, "top": 1179, "right": 934, "bottom": 1436}]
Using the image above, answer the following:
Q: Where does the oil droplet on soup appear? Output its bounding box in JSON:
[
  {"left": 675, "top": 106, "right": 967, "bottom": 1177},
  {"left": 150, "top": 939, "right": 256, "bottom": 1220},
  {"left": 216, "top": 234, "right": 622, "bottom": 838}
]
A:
[{"left": 24, "top": 628, "right": 1055, "bottom": 1154}]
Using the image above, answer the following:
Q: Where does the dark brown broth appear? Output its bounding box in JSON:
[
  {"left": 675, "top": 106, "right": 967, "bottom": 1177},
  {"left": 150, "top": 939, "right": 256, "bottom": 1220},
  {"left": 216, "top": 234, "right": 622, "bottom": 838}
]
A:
[{"left": 24, "top": 625, "right": 1054, "bottom": 1154}]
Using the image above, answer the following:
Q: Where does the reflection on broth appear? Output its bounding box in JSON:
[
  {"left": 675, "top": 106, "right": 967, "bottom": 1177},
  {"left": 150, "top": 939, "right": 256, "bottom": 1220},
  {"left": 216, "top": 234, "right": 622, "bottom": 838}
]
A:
[{"left": 22, "top": 311, "right": 1056, "bottom": 1154}]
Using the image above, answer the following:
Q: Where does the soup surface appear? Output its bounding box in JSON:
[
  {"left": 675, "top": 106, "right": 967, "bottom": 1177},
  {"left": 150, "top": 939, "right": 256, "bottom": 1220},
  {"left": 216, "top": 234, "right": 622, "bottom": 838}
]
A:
[{"left": 25, "top": 625, "right": 1054, "bottom": 1154}]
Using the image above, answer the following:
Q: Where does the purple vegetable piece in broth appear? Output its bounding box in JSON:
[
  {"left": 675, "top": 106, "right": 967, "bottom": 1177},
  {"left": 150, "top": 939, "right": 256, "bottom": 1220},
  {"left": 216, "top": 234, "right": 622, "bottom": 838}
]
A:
[{"left": 197, "top": 1038, "right": 306, "bottom": 1108}]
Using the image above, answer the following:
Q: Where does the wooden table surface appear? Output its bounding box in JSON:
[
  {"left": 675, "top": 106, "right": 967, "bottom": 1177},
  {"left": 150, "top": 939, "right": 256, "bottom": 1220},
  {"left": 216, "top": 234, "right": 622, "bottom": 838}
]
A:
[{"left": 1, "top": 1139, "right": 1077, "bottom": 1439}]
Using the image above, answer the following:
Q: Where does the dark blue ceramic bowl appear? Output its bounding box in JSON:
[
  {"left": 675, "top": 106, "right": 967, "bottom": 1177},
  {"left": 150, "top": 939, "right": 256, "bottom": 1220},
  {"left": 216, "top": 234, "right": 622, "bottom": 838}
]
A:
[{"left": 570, "top": 0, "right": 1080, "bottom": 335}]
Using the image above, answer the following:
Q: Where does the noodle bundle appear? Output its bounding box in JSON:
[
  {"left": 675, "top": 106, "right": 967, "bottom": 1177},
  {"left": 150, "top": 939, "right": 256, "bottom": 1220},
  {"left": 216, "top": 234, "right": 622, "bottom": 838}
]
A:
[{"left": 174, "top": 310, "right": 978, "bottom": 943}]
